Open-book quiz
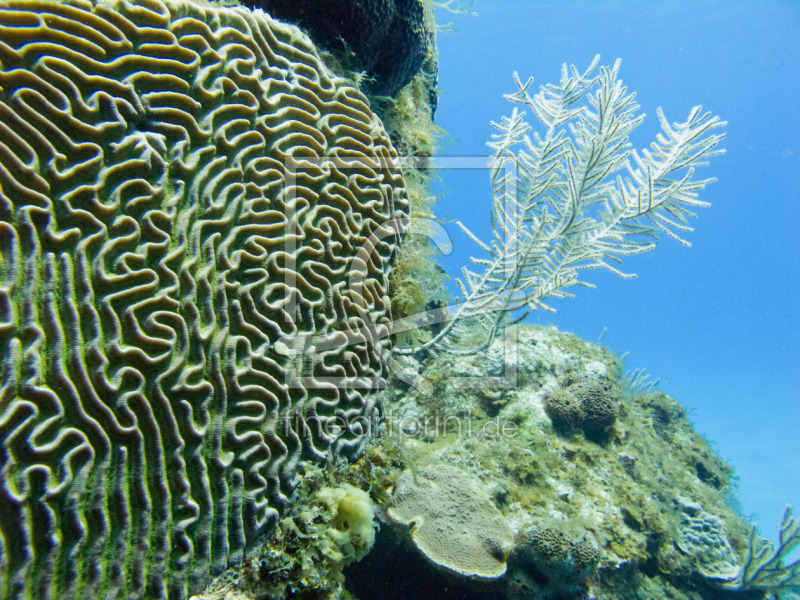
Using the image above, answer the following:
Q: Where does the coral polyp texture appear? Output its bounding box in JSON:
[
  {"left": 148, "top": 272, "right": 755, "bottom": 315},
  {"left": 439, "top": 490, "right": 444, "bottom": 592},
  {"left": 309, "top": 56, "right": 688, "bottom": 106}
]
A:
[
  {"left": 388, "top": 465, "right": 514, "bottom": 580},
  {"left": 0, "top": 0, "right": 408, "bottom": 597},
  {"left": 545, "top": 376, "right": 618, "bottom": 436}
]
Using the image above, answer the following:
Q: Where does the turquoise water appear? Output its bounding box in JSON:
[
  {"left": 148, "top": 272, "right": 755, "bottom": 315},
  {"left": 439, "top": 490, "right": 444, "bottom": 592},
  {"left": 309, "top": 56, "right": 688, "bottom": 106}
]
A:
[{"left": 433, "top": 0, "right": 799, "bottom": 547}]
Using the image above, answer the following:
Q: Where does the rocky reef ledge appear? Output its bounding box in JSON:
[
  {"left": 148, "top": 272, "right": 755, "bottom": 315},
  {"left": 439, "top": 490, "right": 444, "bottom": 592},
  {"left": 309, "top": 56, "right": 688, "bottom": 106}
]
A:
[{"left": 193, "top": 324, "right": 798, "bottom": 600}]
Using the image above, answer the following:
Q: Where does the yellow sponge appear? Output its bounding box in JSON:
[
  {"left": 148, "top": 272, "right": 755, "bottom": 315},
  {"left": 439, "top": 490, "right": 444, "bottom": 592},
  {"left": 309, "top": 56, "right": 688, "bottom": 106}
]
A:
[{"left": 316, "top": 484, "right": 377, "bottom": 563}]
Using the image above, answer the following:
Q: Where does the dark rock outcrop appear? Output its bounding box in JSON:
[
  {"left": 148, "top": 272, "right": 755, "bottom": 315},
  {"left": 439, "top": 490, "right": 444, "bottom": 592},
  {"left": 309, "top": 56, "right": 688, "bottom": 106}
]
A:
[{"left": 254, "top": 0, "right": 432, "bottom": 96}]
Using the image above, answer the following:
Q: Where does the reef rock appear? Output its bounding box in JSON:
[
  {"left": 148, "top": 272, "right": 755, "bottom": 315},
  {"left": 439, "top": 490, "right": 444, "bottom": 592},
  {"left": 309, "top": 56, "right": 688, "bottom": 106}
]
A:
[
  {"left": 253, "top": 0, "right": 432, "bottom": 96},
  {"left": 378, "top": 324, "right": 755, "bottom": 600}
]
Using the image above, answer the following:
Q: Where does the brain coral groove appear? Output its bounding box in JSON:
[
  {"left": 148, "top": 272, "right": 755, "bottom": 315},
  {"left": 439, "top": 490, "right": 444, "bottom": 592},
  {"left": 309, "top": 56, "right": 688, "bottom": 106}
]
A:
[{"left": 0, "top": 0, "right": 409, "bottom": 597}]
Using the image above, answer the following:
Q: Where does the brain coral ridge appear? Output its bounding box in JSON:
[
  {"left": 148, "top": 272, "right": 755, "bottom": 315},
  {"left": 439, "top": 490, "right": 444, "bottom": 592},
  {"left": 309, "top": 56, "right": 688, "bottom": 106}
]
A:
[{"left": 0, "top": 0, "right": 409, "bottom": 597}]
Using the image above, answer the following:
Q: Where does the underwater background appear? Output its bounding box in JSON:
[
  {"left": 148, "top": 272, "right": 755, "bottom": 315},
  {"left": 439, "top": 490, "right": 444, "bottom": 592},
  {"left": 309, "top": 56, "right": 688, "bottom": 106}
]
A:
[
  {"left": 0, "top": 0, "right": 798, "bottom": 595},
  {"left": 433, "top": 0, "right": 799, "bottom": 551}
]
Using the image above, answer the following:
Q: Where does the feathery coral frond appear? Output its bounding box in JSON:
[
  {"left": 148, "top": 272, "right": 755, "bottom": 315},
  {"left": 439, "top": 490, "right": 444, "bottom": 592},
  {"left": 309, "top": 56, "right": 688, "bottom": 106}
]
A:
[{"left": 394, "top": 57, "right": 725, "bottom": 356}]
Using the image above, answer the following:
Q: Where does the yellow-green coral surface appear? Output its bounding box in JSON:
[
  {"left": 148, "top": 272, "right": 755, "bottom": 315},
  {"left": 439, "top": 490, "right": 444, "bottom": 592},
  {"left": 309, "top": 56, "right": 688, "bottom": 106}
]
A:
[{"left": 0, "top": 0, "right": 408, "bottom": 596}]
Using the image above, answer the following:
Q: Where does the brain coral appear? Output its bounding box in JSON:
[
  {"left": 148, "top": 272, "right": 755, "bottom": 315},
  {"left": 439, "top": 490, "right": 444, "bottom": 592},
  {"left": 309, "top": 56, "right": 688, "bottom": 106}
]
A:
[
  {"left": 522, "top": 526, "right": 599, "bottom": 575},
  {"left": 0, "top": 0, "right": 408, "bottom": 597},
  {"left": 511, "top": 524, "right": 600, "bottom": 596},
  {"left": 574, "top": 378, "right": 618, "bottom": 432},
  {"left": 545, "top": 377, "right": 618, "bottom": 435},
  {"left": 387, "top": 465, "right": 514, "bottom": 580},
  {"left": 544, "top": 388, "right": 585, "bottom": 429}
]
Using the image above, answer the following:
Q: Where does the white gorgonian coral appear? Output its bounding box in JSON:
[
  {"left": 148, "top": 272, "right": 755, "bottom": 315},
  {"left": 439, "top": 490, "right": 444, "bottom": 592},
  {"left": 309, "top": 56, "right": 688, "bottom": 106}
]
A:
[{"left": 394, "top": 56, "right": 725, "bottom": 357}]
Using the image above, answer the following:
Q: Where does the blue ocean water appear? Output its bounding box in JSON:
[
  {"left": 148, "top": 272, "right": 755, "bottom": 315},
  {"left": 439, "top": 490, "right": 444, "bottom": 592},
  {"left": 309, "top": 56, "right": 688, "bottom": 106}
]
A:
[{"left": 431, "top": 0, "right": 799, "bottom": 547}]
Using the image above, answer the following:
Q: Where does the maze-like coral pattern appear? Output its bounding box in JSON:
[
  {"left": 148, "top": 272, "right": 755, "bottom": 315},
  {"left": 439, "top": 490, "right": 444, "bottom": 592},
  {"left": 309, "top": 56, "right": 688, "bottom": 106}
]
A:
[{"left": 0, "top": 0, "right": 408, "bottom": 596}]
